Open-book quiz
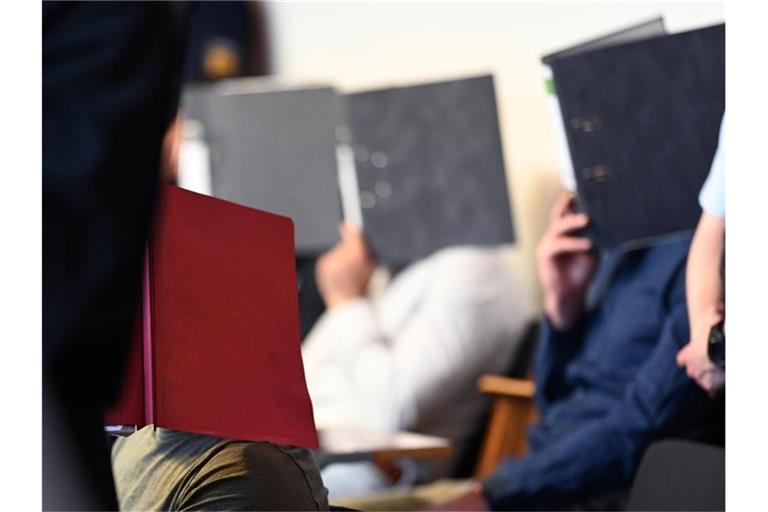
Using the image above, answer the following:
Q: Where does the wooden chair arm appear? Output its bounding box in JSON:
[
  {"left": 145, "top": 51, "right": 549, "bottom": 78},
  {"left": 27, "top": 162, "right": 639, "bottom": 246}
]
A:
[
  {"left": 474, "top": 375, "right": 538, "bottom": 478},
  {"left": 477, "top": 375, "right": 536, "bottom": 398}
]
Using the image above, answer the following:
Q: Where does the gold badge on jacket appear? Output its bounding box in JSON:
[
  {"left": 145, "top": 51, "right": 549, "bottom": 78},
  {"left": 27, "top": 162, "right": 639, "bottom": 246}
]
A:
[{"left": 203, "top": 40, "right": 241, "bottom": 80}]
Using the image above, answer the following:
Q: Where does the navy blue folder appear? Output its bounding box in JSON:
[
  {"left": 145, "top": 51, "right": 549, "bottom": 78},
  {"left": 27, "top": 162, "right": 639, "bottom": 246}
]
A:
[{"left": 549, "top": 24, "right": 725, "bottom": 249}]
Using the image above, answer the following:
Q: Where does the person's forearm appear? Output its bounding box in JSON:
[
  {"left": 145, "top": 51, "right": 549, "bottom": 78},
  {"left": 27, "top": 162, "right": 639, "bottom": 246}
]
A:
[{"left": 686, "top": 211, "right": 725, "bottom": 336}]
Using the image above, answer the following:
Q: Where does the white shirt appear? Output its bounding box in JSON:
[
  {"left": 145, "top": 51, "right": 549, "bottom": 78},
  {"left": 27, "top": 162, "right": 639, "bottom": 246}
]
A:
[{"left": 302, "top": 246, "right": 532, "bottom": 458}]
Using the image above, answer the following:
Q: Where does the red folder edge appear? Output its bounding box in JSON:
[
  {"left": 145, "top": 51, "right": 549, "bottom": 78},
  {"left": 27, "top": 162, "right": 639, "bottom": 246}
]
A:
[{"left": 142, "top": 248, "right": 156, "bottom": 426}]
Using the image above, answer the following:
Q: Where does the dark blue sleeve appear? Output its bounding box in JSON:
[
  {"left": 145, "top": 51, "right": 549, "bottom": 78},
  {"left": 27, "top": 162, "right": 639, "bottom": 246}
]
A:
[
  {"left": 43, "top": 3, "right": 184, "bottom": 509},
  {"left": 533, "top": 317, "right": 587, "bottom": 413},
  {"left": 483, "top": 302, "right": 706, "bottom": 511}
]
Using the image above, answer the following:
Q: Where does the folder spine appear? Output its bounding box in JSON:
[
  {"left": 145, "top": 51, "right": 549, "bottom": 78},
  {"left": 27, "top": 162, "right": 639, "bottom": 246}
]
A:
[{"left": 142, "top": 247, "right": 156, "bottom": 425}]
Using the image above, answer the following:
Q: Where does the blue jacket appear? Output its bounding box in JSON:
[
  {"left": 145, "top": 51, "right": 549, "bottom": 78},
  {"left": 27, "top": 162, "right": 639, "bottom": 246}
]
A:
[{"left": 483, "top": 237, "right": 716, "bottom": 510}]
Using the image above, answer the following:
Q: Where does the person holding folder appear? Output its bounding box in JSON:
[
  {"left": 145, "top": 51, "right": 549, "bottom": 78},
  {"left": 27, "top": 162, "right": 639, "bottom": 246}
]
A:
[
  {"left": 426, "top": 189, "right": 723, "bottom": 510},
  {"left": 303, "top": 224, "right": 532, "bottom": 499},
  {"left": 108, "top": 114, "right": 330, "bottom": 512}
]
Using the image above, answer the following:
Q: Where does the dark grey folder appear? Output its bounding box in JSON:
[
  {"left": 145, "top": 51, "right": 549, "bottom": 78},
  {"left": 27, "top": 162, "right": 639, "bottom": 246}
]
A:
[
  {"left": 183, "top": 81, "right": 343, "bottom": 255},
  {"left": 549, "top": 24, "right": 725, "bottom": 249},
  {"left": 343, "top": 75, "right": 515, "bottom": 265}
]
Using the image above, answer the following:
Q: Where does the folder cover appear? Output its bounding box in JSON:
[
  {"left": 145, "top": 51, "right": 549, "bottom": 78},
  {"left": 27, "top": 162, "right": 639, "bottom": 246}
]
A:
[
  {"left": 344, "top": 75, "right": 515, "bottom": 265},
  {"left": 183, "top": 80, "right": 344, "bottom": 256},
  {"left": 541, "top": 18, "right": 667, "bottom": 192},
  {"left": 105, "top": 185, "right": 318, "bottom": 449},
  {"left": 541, "top": 16, "right": 666, "bottom": 65},
  {"left": 550, "top": 24, "right": 725, "bottom": 248}
]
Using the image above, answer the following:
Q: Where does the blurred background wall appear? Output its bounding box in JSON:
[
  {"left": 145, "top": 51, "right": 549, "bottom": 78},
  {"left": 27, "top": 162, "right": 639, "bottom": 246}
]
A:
[{"left": 261, "top": 1, "right": 724, "bottom": 307}]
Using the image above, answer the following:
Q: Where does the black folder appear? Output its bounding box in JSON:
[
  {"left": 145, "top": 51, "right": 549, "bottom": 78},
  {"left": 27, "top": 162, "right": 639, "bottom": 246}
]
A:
[
  {"left": 182, "top": 80, "right": 344, "bottom": 255},
  {"left": 549, "top": 24, "right": 725, "bottom": 249},
  {"left": 182, "top": 75, "right": 515, "bottom": 266},
  {"left": 541, "top": 16, "right": 666, "bottom": 65},
  {"left": 343, "top": 75, "right": 515, "bottom": 265},
  {"left": 541, "top": 17, "right": 667, "bottom": 194}
]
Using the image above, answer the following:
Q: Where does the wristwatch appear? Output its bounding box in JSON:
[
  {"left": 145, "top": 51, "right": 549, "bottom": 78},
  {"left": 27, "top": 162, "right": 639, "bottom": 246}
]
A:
[{"left": 707, "top": 319, "right": 725, "bottom": 370}]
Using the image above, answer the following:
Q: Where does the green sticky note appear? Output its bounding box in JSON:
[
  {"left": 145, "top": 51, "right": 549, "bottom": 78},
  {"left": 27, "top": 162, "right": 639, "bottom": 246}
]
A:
[{"left": 544, "top": 78, "right": 556, "bottom": 96}]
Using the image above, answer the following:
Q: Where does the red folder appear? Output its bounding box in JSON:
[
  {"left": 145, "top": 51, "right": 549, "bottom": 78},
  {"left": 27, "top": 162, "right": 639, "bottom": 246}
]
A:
[{"left": 105, "top": 185, "right": 318, "bottom": 448}]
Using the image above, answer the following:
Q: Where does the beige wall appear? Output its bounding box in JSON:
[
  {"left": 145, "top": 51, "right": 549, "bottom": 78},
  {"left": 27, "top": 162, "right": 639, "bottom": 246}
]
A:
[{"left": 263, "top": 1, "right": 724, "bottom": 307}]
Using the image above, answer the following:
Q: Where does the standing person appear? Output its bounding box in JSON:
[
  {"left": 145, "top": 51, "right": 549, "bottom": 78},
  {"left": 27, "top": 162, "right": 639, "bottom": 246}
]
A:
[
  {"left": 677, "top": 115, "right": 726, "bottom": 394},
  {"left": 43, "top": 2, "right": 184, "bottom": 509}
]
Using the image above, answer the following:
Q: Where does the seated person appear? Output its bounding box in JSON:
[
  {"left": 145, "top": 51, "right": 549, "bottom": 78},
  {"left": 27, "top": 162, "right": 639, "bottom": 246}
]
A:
[
  {"left": 109, "top": 115, "right": 328, "bottom": 512},
  {"left": 677, "top": 115, "right": 726, "bottom": 395},
  {"left": 111, "top": 426, "right": 328, "bottom": 511},
  {"left": 414, "top": 191, "right": 722, "bottom": 511},
  {"left": 303, "top": 224, "right": 532, "bottom": 499}
]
